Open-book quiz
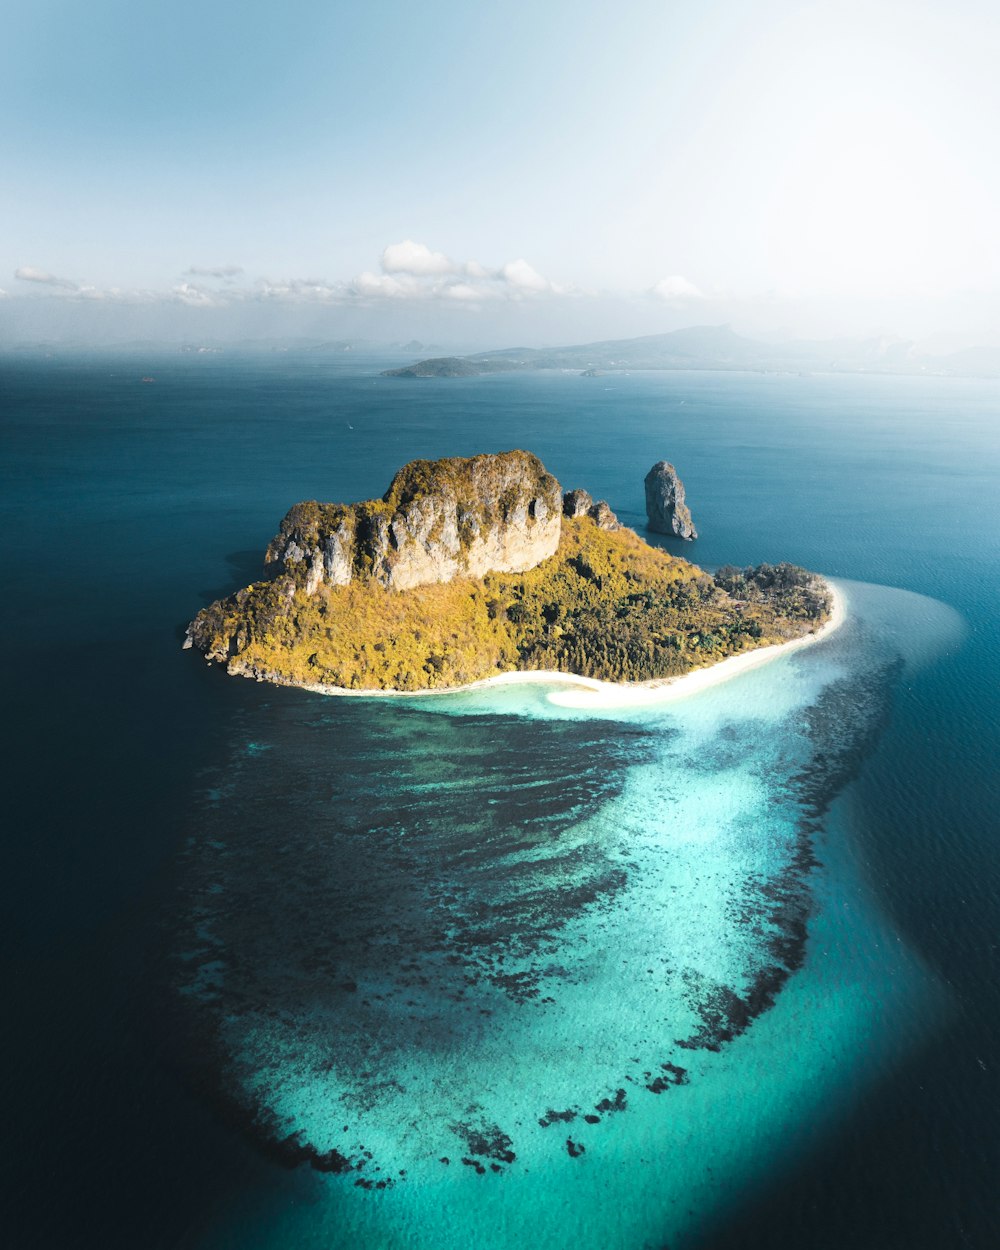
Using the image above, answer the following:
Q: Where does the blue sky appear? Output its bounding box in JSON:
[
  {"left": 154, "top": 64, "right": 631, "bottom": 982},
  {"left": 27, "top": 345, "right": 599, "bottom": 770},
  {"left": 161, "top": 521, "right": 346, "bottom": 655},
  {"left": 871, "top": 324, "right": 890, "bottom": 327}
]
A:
[{"left": 5, "top": 0, "right": 1000, "bottom": 344}]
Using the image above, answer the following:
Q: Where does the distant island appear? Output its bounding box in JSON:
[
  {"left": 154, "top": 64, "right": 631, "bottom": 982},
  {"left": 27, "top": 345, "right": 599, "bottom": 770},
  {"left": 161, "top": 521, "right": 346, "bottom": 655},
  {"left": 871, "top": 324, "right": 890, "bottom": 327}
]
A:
[
  {"left": 380, "top": 323, "right": 991, "bottom": 379},
  {"left": 185, "top": 451, "right": 833, "bottom": 695}
]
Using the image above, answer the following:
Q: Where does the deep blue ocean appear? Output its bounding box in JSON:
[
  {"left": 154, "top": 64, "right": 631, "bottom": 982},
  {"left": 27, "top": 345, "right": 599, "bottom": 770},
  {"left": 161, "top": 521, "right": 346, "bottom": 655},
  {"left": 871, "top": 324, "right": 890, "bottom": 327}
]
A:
[{"left": 2, "top": 351, "right": 999, "bottom": 1249}]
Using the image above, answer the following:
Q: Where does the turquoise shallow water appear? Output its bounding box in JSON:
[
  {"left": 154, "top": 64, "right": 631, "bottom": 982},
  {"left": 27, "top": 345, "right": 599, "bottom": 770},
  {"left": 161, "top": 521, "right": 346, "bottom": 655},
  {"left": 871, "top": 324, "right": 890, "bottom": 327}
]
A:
[
  {"left": 2, "top": 354, "right": 998, "bottom": 1249},
  {"left": 175, "top": 580, "right": 961, "bottom": 1250}
]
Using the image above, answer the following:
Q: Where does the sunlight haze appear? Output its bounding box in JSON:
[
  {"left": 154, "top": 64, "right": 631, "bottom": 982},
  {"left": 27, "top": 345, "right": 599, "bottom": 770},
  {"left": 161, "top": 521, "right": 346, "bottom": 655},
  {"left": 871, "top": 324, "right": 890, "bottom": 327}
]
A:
[{"left": 4, "top": 0, "right": 999, "bottom": 344}]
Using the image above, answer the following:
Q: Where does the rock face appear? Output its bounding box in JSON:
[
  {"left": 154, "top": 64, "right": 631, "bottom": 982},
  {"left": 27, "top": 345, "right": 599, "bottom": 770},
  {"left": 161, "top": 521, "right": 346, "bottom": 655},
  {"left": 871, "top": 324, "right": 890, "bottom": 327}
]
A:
[
  {"left": 588, "top": 500, "right": 620, "bottom": 531},
  {"left": 644, "top": 461, "right": 697, "bottom": 539},
  {"left": 563, "top": 489, "right": 620, "bottom": 530},
  {"left": 265, "top": 451, "right": 563, "bottom": 593},
  {"left": 563, "top": 488, "right": 593, "bottom": 518}
]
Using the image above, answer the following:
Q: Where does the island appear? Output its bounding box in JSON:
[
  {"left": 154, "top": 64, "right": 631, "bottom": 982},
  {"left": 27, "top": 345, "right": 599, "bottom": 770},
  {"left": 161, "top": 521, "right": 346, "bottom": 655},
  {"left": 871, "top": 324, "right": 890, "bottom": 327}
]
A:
[
  {"left": 645, "top": 461, "right": 698, "bottom": 539},
  {"left": 378, "top": 323, "right": 985, "bottom": 379},
  {"left": 185, "top": 450, "right": 834, "bottom": 694}
]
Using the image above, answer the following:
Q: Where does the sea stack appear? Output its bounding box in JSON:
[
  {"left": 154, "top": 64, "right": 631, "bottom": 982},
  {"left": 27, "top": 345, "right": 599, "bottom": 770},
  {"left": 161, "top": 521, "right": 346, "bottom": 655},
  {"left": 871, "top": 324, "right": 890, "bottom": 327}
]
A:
[{"left": 645, "top": 461, "right": 697, "bottom": 539}]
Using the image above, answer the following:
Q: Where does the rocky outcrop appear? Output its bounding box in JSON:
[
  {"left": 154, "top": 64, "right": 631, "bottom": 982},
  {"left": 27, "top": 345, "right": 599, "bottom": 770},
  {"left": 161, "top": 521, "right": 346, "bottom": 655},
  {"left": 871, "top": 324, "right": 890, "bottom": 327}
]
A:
[
  {"left": 265, "top": 451, "right": 563, "bottom": 593},
  {"left": 265, "top": 504, "right": 355, "bottom": 594},
  {"left": 645, "top": 461, "right": 697, "bottom": 539},
  {"left": 563, "top": 488, "right": 593, "bottom": 518},
  {"left": 563, "top": 489, "right": 619, "bottom": 530},
  {"left": 588, "top": 500, "right": 620, "bottom": 531}
]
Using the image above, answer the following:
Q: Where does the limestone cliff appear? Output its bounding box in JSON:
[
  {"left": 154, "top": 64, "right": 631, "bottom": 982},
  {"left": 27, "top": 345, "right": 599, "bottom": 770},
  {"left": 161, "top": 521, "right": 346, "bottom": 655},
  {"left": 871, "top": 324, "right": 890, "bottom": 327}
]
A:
[
  {"left": 645, "top": 461, "right": 698, "bottom": 539},
  {"left": 264, "top": 451, "right": 562, "bottom": 594}
]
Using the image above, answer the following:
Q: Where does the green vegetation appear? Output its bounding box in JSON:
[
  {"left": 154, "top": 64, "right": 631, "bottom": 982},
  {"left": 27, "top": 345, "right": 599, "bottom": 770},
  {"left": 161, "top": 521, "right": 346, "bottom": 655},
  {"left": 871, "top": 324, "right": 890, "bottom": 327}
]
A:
[
  {"left": 189, "top": 517, "right": 832, "bottom": 692},
  {"left": 712, "top": 562, "right": 832, "bottom": 622},
  {"left": 382, "top": 450, "right": 552, "bottom": 512}
]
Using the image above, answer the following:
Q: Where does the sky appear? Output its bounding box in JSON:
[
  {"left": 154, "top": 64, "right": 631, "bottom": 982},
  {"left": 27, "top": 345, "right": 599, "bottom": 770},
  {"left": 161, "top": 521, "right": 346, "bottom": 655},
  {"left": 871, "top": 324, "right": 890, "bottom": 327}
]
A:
[{"left": 4, "top": 0, "right": 1000, "bottom": 347}]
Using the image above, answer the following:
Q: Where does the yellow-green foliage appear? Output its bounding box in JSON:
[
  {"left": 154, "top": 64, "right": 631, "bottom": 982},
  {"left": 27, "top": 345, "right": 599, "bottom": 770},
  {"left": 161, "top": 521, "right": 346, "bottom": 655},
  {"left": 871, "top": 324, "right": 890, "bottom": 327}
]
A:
[
  {"left": 382, "top": 449, "right": 553, "bottom": 512},
  {"left": 189, "top": 518, "right": 831, "bottom": 691}
]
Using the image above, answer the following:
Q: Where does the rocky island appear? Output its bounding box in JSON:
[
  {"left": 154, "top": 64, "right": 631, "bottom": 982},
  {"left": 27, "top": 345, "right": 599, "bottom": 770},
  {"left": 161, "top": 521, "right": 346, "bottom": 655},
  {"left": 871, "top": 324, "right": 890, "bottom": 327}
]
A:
[
  {"left": 185, "top": 451, "right": 833, "bottom": 693},
  {"left": 645, "top": 461, "right": 698, "bottom": 539}
]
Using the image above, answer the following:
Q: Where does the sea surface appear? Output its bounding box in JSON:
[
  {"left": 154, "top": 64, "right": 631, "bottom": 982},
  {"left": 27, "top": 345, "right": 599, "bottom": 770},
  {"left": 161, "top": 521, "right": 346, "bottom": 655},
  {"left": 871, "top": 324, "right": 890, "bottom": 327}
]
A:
[{"left": 2, "top": 352, "right": 999, "bottom": 1249}]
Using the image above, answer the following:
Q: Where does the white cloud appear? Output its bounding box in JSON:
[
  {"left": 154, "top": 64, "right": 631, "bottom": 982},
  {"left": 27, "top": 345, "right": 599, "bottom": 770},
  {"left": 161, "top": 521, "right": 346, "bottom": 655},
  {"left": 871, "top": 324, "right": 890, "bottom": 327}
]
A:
[
  {"left": 172, "top": 282, "right": 222, "bottom": 307},
  {"left": 443, "top": 281, "right": 496, "bottom": 302},
  {"left": 350, "top": 270, "right": 416, "bottom": 298},
  {"left": 15, "top": 265, "right": 78, "bottom": 290},
  {"left": 4, "top": 244, "right": 573, "bottom": 310},
  {"left": 364, "top": 240, "right": 566, "bottom": 299},
  {"left": 651, "top": 275, "right": 705, "bottom": 301},
  {"left": 187, "top": 264, "right": 244, "bottom": 281},
  {"left": 347, "top": 242, "right": 564, "bottom": 303},
  {"left": 381, "top": 240, "right": 458, "bottom": 277},
  {"left": 500, "top": 258, "right": 552, "bottom": 293},
  {"left": 255, "top": 277, "right": 342, "bottom": 301}
]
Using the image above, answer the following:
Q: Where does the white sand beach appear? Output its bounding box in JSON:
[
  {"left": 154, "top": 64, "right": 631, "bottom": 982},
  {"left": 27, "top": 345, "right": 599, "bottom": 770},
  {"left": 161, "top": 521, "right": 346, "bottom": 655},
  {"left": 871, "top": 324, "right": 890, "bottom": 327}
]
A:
[{"left": 299, "top": 579, "right": 847, "bottom": 709}]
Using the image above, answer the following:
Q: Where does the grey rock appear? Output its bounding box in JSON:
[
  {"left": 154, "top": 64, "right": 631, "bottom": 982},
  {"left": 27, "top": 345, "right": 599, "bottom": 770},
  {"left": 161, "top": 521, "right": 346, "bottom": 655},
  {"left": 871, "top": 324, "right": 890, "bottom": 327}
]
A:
[
  {"left": 588, "top": 500, "right": 620, "bottom": 530},
  {"left": 264, "top": 451, "right": 563, "bottom": 594},
  {"left": 320, "top": 521, "right": 354, "bottom": 588},
  {"left": 644, "top": 461, "right": 697, "bottom": 539},
  {"left": 564, "top": 489, "right": 619, "bottom": 529},
  {"left": 563, "top": 488, "right": 594, "bottom": 517},
  {"left": 265, "top": 504, "right": 357, "bottom": 591}
]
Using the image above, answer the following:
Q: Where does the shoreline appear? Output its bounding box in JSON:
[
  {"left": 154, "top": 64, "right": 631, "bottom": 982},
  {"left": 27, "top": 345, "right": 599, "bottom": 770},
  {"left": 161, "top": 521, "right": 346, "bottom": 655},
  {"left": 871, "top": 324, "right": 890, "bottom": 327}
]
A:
[{"left": 288, "top": 578, "right": 847, "bottom": 708}]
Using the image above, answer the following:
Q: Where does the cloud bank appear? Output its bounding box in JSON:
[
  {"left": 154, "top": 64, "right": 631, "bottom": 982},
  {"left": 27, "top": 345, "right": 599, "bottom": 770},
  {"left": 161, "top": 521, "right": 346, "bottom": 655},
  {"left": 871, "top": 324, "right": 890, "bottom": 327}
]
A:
[
  {"left": 10, "top": 246, "right": 705, "bottom": 315},
  {"left": 15, "top": 265, "right": 79, "bottom": 290},
  {"left": 380, "top": 241, "right": 456, "bottom": 277},
  {"left": 351, "top": 239, "right": 569, "bottom": 303}
]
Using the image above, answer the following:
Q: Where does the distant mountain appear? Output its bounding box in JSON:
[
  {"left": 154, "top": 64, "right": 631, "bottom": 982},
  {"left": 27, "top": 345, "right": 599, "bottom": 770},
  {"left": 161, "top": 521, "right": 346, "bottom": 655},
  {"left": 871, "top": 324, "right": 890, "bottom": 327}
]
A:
[
  {"left": 383, "top": 325, "right": 764, "bottom": 376},
  {"left": 932, "top": 344, "right": 1000, "bottom": 376},
  {"left": 382, "top": 324, "right": 1000, "bottom": 380}
]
